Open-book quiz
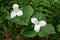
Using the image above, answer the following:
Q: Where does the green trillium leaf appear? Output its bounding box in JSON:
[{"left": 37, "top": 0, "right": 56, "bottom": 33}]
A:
[
  {"left": 21, "top": 27, "right": 36, "bottom": 37},
  {"left": 56, "top": 24, "right": 60, "bottom": 32},
  {"left": 38, "top": 24, "right": 55, "bottom": 37}
]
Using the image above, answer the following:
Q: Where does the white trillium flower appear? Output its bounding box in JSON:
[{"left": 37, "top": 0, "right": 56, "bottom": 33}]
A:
[
  {"left": 11, "top": 4, "right": 23, "bottom": 18},
  {"left": 31, "top": 18, "right": 46, "bottom": 32}
]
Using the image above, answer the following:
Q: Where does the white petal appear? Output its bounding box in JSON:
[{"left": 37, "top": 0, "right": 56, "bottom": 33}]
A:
[
  {"left": 13, "top": 4, "right": 19, "bottom": 11},
  {"left": 39, "top": 21, "right": 46, "bottom": 26},
  {"left": 17, "top": 10, "right": 23, "bottom": 16},
  {"left": 11, "top": 11, "right": 16, "bottom": 18},
  {"left": 31, "top": 18, "right": 38, "bottom": 24},
  {"left": 34, "top": 25, "right": 41, "bottom": 32}
]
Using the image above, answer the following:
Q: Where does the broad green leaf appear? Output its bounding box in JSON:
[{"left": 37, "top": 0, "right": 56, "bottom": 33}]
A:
[
  {"left": 54, "top": 0, "right": 59, "bottom": 2},
  {"left": 6, "top": 5, "right": 33, "bottom": 25},
  {"left": 38, "top": 24, "right": 55, "bottom": 37},
  {"left": 56, "top": 24, "right": 60, "bottom": 32},
  {"left": 0, "top": 0, "right": 1, "bottom": 1},
  {"left": 21, "top": 27, "right": 36, "bottom": 37},
  {"left": 32, "top": 12, "right": 46, "bottom": 21}
]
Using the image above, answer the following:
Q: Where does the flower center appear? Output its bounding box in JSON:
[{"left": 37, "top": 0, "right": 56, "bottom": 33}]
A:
[
  {"left": 15, "top": 10, "right": 18, "bottom": 13},
  {"left": 37, "top": 22, "right": 40, "bottom": 25}
]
